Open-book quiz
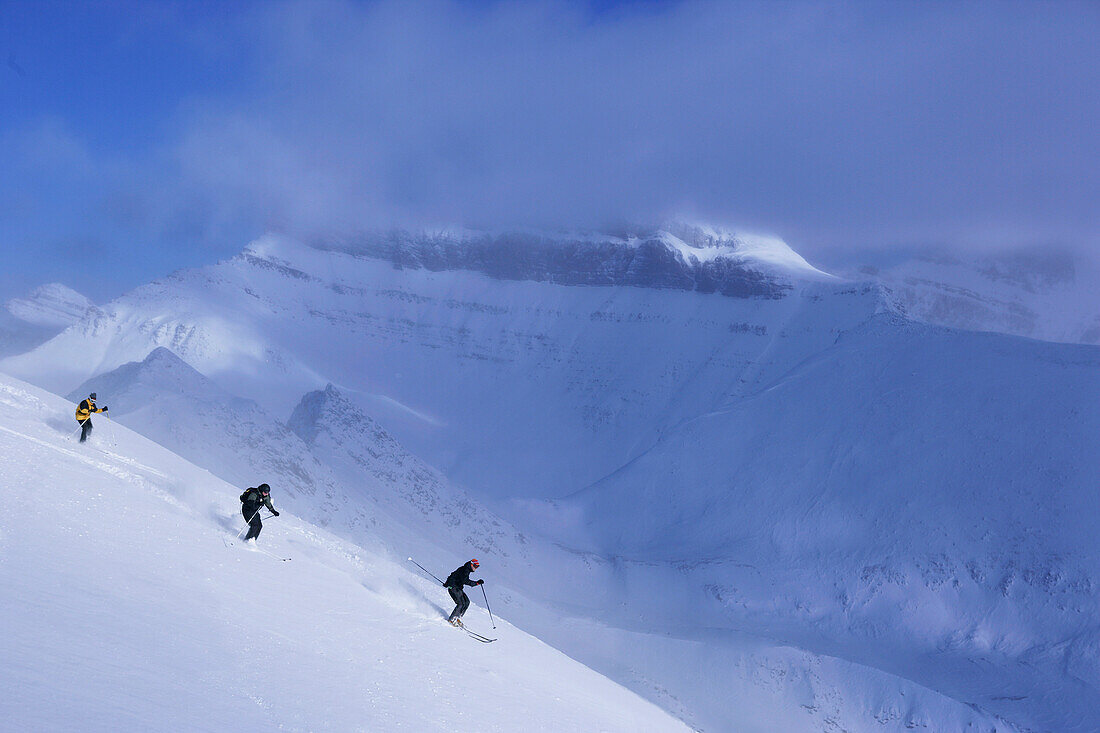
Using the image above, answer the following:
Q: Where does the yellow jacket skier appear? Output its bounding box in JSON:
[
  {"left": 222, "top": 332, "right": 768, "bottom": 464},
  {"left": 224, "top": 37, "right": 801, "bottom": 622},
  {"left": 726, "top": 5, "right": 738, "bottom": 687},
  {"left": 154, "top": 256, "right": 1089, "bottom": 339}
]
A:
[{"left": 75, "top": 392, "right": 108, "bottom": 443}]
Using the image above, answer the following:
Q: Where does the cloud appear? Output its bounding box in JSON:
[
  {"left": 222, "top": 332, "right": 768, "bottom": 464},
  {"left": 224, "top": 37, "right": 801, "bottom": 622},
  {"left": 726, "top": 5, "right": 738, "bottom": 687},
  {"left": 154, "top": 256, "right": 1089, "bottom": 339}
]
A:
[
  {"left": 5, "top": 0, "right": 1100, "bottom": 290},
  {"left": 160, "top": 0, "right": 1100, "bottom": 256}
]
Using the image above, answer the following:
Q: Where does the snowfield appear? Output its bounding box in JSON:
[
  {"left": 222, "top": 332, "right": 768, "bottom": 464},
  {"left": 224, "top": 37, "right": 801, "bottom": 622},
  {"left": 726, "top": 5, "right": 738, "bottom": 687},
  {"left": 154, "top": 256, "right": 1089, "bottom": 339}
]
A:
[
  {"left": 0, "top": 374, "right": 689, "bottom": 732},
  {"left": 2, "top": 229, "right": 1098, "bottom": 731}
]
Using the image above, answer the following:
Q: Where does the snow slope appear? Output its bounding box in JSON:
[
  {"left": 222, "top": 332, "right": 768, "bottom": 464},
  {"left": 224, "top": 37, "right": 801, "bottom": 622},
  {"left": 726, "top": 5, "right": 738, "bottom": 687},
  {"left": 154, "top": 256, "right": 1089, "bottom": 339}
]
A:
[
  {"left": 88, "top": 351, "right": 1037, "bottom": 731},
  {"left": 65, "top": 347, "right": 527, "bottom": 565},
  {"left": 64, "top": 346, "right": 388, "bottom": 548},
  {"left": 0, "top": 372, "right": 689, "bottom": 732},
  {"left": 555, "top": 314, "right": 1100, "bottom": 731}
]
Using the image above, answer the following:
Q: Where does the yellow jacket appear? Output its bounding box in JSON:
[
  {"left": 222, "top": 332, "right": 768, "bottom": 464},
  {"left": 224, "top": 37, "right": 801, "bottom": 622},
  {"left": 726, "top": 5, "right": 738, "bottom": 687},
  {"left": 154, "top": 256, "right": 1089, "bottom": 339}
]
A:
[{"left": 75, "top": 398, "right": 105, "bottom": 422}]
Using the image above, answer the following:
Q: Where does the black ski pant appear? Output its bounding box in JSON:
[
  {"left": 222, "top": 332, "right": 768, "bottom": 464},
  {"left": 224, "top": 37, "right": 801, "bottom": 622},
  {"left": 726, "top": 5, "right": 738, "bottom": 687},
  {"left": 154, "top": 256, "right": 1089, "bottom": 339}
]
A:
[
  {"left": 243, "top": 505, "right": 263, "bottom": 540},
  {"left": 447, "top": 586, "right": 470, "bottom": 621},
  {"left": 79, "top": 419, "right": 92, "bottom": 443}
]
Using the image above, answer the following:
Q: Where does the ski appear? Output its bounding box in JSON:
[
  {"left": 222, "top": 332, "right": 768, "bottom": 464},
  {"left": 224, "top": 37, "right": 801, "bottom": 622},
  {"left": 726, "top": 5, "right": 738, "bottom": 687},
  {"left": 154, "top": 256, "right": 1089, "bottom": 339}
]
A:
[
  {"left": 463, "top": 628, "right": 497, "bottom": 643},
  {"left": 448, "top": 620, "right": 496, "bottom": 642}
]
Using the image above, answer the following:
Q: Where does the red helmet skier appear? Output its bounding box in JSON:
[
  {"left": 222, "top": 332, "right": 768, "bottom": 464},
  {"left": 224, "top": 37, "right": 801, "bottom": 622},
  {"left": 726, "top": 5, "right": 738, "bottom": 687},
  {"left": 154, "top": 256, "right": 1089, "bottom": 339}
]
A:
[{"left": 444, "top": 558, "right": 483, "bottom": 626}]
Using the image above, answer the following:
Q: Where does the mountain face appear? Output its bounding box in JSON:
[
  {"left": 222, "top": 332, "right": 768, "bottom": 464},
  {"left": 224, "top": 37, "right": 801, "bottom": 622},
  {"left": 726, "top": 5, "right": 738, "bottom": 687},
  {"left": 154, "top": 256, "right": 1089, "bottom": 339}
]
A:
[
  {"left": 314, "top": 223, "right": 832, "bottom": 298},
  {"left": 4, "top": 231, "right": 1099, "bottom": 731},
  {"left": 288, "top": 383, "right": 527, "bottom": 558},
  {"left": 0, "top": 283, "right": 94, "bottom": 358},
  {"left": 848, "top": 248, "right": 1100, "bottom": 344},
  {"left": 0, "top": 232, "right": 884, "bottom": 504},
  {"left": 557, "top": 315, "right": 1100, "bottom": 730}
]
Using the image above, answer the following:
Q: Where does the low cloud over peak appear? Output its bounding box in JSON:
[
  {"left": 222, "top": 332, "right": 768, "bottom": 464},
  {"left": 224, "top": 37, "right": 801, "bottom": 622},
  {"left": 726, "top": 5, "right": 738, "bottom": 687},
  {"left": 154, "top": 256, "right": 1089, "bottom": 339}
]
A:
[{"left": 2, "top": 0, "right": 1098, "bottom": 300}]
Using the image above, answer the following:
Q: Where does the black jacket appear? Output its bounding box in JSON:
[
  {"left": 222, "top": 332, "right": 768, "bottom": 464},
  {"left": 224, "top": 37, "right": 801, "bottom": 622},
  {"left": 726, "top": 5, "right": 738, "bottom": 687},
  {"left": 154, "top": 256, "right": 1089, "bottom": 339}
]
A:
[
  {"left": 240, "top": 487, "right": 275, "bottom": 514},
  {"left": 445, "top": 562, "right": 479, "bottom": 590}
]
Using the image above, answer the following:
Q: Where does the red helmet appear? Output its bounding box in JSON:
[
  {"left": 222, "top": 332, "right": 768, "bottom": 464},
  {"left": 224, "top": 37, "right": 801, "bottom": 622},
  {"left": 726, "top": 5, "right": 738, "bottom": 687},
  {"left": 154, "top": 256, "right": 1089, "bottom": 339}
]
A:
[{"left": 470, "top": 558, "right": 480, "bottom": 569}]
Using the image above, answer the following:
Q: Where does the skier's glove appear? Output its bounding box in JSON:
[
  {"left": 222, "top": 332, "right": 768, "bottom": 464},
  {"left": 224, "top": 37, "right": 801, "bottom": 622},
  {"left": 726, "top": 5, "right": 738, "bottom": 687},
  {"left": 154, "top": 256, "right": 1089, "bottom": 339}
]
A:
[
  {"left": 476, "top": 579, "right": 484, "bottom": 585},
  {"left": 102, "top": 406, "right": 109, "bottom": 411},
  {"left": 272, "top": 510, "right": 280, "bottom": 516}
]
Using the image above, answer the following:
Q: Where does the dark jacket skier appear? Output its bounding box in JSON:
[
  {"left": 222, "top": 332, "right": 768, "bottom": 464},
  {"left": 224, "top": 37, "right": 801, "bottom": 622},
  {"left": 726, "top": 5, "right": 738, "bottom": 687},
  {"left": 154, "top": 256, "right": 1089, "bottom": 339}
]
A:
[
  {"left": 445, "top": 559, "right": 482, "bottom": 625},
  {"left": 240, "top": 483, "right": 279, "bottom": 541},
  {"left": 74, "top": 392, "right": 108, "bottom": 443}
]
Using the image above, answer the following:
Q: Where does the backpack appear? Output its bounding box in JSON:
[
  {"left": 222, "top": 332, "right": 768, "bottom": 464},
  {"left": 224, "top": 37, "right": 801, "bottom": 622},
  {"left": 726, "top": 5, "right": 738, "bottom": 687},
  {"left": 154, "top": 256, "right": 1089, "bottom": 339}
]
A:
[{"left": 240, "top": 489, "right": 256, "bottom": 504}]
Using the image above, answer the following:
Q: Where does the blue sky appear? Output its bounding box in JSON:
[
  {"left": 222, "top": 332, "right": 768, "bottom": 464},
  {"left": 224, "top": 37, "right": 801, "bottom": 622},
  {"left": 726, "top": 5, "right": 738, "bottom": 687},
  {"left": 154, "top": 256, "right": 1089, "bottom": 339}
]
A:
[{"left": 1, "top": 0, "right": 1098, "bottom": 303}]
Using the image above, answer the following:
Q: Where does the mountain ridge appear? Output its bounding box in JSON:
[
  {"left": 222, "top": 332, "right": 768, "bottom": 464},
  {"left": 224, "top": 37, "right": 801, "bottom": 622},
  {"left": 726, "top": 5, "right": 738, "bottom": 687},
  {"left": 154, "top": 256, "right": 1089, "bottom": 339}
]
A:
[{"left": 304, "top": 222, "right": 833, "bottom": 299}]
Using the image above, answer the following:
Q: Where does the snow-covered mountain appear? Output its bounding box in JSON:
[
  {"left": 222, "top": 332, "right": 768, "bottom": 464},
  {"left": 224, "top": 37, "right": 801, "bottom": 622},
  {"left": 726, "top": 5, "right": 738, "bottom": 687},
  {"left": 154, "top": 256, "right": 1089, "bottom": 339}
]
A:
[
  {"left": 847, "top": 247, "right": 1100, "bottom": 344},
  {"left": 0, "top": 371, "right": 687, "bottom": 732},
  {"left": 317, "top": 222, "right": 833, "bottom": 297},
  {"left": 0, "top": 229, "right": 880, "bottom": 504},
  {"left": 0, "top": 283, "right": 94, "bottom": 358},
  {"left": 554, "top": 315, "right": 1100, "bottom": 731},
  {"left": 9, "top": 345, "right": 1026, "bottom": 733},
  {"left": 3, "top": 228, "right": 1098, "bottom": 730}
]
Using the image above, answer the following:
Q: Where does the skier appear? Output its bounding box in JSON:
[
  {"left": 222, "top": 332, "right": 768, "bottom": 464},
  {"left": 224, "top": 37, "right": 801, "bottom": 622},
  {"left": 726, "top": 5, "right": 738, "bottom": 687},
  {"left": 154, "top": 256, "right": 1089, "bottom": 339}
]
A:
[
  {"left": 239, "top": 483, "right": 279, "bottom": 541},
  {"left": 74, "top": 392, "right": 108, "bottom": 443},
  {"left": 444, "top": 558, "right": 483, "bottom": 626}
]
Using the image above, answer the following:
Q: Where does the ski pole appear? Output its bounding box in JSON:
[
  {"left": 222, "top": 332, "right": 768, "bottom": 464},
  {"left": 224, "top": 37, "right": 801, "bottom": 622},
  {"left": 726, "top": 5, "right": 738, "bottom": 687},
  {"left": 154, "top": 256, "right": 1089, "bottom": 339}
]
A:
[
  {"left": 407, "top": 558, "right": 446, "bottom": 585},
  {"left": 481, "top": 584, "right": 496, "bottom": 629}
]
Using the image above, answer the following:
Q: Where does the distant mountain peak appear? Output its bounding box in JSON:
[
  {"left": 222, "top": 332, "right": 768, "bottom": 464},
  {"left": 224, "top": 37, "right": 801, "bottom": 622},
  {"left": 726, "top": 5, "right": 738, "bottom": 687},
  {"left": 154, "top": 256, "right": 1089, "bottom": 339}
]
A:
[
  {"left": 6, "top": 282, "right": 94, "bottom": 328},
  {"left": 65, "top": 346, "right": 241, "bottom": 414},
  {"left": 143, "top": 345, "right": 185, "bottom": 366},
  {"left": 288, "top": 222, "right": 833, "bottom": 299},
  {"left": 653, "top": 221, "right": 833, "bottom": 279},
  {"left": 288, "top": 383, "right": 375, "bottom": 447}
]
